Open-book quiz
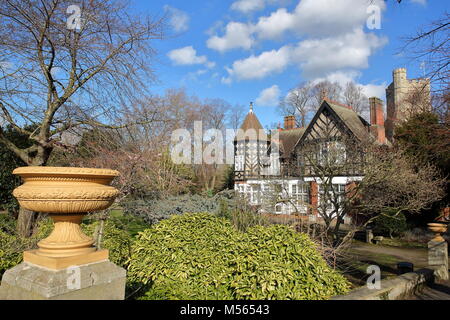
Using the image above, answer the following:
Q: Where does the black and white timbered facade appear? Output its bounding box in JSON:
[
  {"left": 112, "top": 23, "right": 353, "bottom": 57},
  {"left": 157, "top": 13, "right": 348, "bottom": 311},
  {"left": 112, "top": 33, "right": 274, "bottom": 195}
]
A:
[{"left": 234, "top": 98, "right": 388, "bottom": 218}]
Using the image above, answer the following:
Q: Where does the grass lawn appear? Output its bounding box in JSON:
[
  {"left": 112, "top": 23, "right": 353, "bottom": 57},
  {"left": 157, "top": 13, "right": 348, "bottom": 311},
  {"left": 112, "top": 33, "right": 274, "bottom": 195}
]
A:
[
  {"left": 340, "top": 240, "right": 428, "bottom": 288},
  {"left": 107, "top": 207, "right": 149, "bottom": 237}
]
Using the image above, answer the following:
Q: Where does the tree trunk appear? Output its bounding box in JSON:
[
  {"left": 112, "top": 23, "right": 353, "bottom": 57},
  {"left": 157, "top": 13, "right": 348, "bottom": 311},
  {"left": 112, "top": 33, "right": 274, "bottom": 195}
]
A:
[
  {"left": 17, "top": 207, "right": 36, "bottom": 237},
  {"left": 15, "top": 146, "right": 51, "bottom": 237}
]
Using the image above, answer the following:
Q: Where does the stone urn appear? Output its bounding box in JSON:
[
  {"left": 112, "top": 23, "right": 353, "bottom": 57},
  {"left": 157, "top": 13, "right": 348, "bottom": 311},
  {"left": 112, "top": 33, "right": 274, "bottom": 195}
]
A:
[
  {"left": 427, "top": 222, "right": 448, "bottom": 242},
  {"left": 12, "top": 166, "right": 119, "bottom": 269}
]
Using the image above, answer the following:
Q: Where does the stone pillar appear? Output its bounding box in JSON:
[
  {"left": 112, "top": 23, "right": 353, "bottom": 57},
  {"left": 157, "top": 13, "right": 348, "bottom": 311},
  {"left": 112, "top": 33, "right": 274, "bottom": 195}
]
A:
[
  {"left": 428, "top": 240, "right": 448, "bottom": 281},
  {"left": 366, "top": 228, "right": 374, "bottom": 244},
  {"left": 0, "top": 167, "right": 126, "bottom": 300},
  {"left": 0, "top": 260, "right": 126, "bottom": 300}
]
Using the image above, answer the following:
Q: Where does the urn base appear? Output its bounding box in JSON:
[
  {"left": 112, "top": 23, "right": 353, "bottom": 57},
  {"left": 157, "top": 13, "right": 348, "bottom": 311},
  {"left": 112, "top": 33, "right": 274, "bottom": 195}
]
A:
[
  {"left": 0, "top": 261, "right": 126, "bottom": 300},
  {"left": 24, "top": 249, "right": 109, "bottom": 270}
]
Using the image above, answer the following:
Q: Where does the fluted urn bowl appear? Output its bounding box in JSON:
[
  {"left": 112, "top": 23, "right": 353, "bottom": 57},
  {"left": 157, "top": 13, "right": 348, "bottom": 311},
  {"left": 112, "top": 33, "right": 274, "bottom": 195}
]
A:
[
  {"left": 12, "top": 166, "right": 120, "bottom": 268},
  {"left": 13, "top": 166, "right": 120, "bottom": 213},
  {"left": 428, "top": 222, "right": 448, "bottom": 242}
]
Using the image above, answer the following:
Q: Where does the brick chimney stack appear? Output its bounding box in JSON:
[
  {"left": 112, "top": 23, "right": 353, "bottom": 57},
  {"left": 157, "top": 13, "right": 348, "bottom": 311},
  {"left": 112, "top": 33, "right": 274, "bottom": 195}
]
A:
[
  {"left": 369, "top": 97, "right": 386, "bottom": 144},
  {"left": 284, "top": 115, "right": 295, "bottom": 130}
]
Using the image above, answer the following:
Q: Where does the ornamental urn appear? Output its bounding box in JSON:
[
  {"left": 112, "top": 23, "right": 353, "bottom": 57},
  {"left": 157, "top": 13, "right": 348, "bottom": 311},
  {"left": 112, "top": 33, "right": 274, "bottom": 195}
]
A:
[
  {"left": 427, "top": 222, "right": 448, "bottom": 243},
  {"left": 12, "top": 166, "right": 120, "bottom": 269}
]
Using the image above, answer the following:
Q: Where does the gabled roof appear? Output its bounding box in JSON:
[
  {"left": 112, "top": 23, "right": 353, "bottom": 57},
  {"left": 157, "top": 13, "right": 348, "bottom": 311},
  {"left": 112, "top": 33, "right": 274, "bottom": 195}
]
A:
[
  {"left": 326, "top": 100, "right": 371, "bottom": 142},
  {"left": 294, "top": 100, "right": 372, "bottom": 150},
  {"left": 277, "top": 128, "right": 306, "bottom": 159}
]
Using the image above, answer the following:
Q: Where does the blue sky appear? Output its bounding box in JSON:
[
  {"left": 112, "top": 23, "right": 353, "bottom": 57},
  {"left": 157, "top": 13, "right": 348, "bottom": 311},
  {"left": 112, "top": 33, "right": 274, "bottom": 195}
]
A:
[{"left": 130, "top": 0, "right": 448, "bottom": 128}]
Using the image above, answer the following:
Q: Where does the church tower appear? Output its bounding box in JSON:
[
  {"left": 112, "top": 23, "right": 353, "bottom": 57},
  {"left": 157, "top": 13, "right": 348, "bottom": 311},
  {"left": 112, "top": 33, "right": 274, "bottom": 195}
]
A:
[
  {"left": 385, "top": 68, "right": 431, "bottom": 141},
  {"left": 234, "top": 103, "right": 269, "bottom": 181}
]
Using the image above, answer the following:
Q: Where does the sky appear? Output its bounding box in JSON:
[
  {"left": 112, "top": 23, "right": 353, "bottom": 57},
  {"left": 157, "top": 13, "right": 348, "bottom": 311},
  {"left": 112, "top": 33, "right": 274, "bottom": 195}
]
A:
[{"left": 130, "top": 0, "right": 448, "bottom": 128}]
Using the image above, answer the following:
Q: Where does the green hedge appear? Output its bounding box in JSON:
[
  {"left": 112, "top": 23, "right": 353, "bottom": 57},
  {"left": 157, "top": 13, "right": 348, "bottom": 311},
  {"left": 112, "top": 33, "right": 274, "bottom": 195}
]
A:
[
  {"left": 128, "top": 213, "right": 350, "bottom": 300},
  {"left": 373, "top": 211, "right": 408, "bottom": 238},
  {"left": 0, "top": 216, "right": 134, "bottom": 278}
]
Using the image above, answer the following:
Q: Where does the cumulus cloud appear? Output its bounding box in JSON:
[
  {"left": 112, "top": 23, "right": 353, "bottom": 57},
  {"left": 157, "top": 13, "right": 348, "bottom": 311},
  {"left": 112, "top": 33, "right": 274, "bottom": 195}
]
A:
[
  {"left": 209, "top": 0, "right": 386, "bottom": 52},
  {"left": 292, "top": 28, "right": 388, "bottom": 78},
  {"left": 255, "top": 85, "right": 280, "bottom": 106},
  {"left": 292, "top": 0, "right": 385, "bottom": 37},
  {"left": 224, "top": 46, "right": 291, "bottom": 81},
  {"left": 255, "top": 8, "right": 295, "bottom": 40},
  {"left": 215, "top": 0, "right": 388, "bottom": 85},
  {"left": 231, "top": 0, "right": 265, "bottom": 13},
  {"left": 167, "top": 46, "right": 215, "bottom": 68},
  {"left": 164, "top": 6, "right": 190, "bottom": 33},
  {"left": 223, "top": 27, "right": 386, "bottom": 82},
  {"left": 410, "top": 0, "right": 427, "bottom": 5},
  {"left": 314, "top": 71, "right": 387, "bottom": 100},
  {"left": 230, "top": 0, "right": 289, "bottom": 13},
  {"left": 206, "top": 22, "right": 255, "bottom": 53}
]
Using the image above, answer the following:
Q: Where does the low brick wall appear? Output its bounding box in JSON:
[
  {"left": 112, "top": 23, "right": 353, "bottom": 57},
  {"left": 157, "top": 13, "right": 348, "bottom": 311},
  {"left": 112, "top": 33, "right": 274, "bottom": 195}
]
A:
[{"left": 332, "top": 268, "right": 435, "bottom": 300}]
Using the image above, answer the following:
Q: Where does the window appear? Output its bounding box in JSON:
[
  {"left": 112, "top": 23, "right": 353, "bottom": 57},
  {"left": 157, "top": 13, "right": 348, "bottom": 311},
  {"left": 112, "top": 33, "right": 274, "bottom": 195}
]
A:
[
  {"left": 319, "top": 183, "right": 346, "bottom": 211},
  {"left": 251, "top": 185, "right": 261, "bottom": 204},
  {"left": 275, "top": 204, "right": 282, "bottom": 214},
  {"left": 291, "top": 183, "right": 310, "bottom": 213},
  {"left": 235, "top": 155, "right": 244, "bottom": 171}
]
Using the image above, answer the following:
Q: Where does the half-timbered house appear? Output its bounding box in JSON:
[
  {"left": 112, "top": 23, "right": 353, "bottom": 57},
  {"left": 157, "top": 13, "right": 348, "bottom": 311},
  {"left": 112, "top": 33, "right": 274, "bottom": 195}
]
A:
[{"left": 234, "top": 97, "right": 388, "bottom": 219}]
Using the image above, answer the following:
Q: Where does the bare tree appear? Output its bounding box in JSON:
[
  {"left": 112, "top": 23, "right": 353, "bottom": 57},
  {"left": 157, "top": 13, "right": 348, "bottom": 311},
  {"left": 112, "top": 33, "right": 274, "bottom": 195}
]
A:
[
  {"left": 343, "top": 82, "right": 369, "bottom": 117},
  {"left": 0, "top": 0, "right": 165, "bottom": 165},
  {"left": 278, "top": 82, "right": 314, "bottom": 128},
  {"left": 295, "top": 132, "right": 445, "bottom": 245},
  {"left": 310, "top": 80, "right": 342, "bottom": 109},
  {"left": 402, "top": 12, "right": 449, "bottom": 96},
  {"left": 227, "top": 104, "right": 246, "bottom": 131},
  {"left": 0, "top": 0, "right": 165, "bottom": 236}
]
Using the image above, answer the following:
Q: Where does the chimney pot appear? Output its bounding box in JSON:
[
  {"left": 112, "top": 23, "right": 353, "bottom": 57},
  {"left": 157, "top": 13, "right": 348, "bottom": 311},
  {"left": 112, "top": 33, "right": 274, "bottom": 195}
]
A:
[{"left": 284, "top": 115, "right": 295, "bottom": 130}]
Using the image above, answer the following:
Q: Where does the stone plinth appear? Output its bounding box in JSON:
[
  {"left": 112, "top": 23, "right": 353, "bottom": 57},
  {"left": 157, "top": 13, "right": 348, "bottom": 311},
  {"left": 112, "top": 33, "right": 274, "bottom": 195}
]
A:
[
  {"left": 0, "top": 260, "right": 126, "bottom": 300},
  {"left": 428, "top": 240, "right": 448, "bottom": 281}
]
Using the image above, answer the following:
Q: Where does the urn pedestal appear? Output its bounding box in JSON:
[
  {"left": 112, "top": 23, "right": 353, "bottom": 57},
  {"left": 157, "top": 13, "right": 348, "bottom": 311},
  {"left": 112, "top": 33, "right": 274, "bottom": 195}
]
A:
[
  {"left": 427, "top": 222, "right": 448, "bottom": 281},
  {"left": 0, "top": 166, "right": 126, "bottom": 300}
]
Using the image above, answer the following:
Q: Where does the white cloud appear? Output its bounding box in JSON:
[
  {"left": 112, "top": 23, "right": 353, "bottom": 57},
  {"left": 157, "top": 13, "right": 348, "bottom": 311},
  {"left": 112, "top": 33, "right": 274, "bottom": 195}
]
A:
[
  {"left": 164, "top": 6, "right": 190, "bottom": 32},
  {"left": 292, "top": 0, "right": 385, "bottom": 37},
  {"left": 210, "top": 0, "right": 387, "bottom": 52},
  {"left": 216, "top": 0, "right": 388, "bottom": 86},
  {"left": 167, "top": 46, "right": 215, "bottom": 68},
  {"left": 361, "top": 83, "right": 387, "bottom": 100},
  {"left": 225, "top": 46, "right": 291, "bottom": 81},
  {"left": 292, "top": 28, "right": 388, "bottom": 78},
  {"left": 224, "top": 27, "right": 386, "bottom": 82},
  {"left": 313, "top": 71, "right": 387, "bottom": 101},
  {"left": 206, "top": 22, "right": 255, "bottom": 53},
  {"left": 256, "top": 85, "right": 280, "bottom": 106},
  {"left": 410, "top": 0, "right": 427, "bottom": 5},
  {"left": 231, "top": 0, "right": 265, "bottom": 13},
  {"left": 230, "top": 0, "right": 289, "bottom": 13},
  {"left": 255, "top": 8, "right": 295, "bottom": 40}
]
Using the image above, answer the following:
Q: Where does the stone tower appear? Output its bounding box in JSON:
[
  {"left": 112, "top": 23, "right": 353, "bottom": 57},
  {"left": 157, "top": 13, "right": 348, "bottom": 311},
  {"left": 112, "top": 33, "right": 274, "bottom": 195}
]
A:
[{"left": 385, "top": 68, "right": 431, "bottom": 141}]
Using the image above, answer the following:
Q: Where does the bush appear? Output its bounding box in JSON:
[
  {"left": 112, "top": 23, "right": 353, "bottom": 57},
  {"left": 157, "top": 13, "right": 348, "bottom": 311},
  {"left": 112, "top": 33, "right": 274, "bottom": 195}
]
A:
[
  {"left": 0, "top": 214, "right": 134, "bottom": 277},
  {"left": 0, "top": 214, "right": 39, "bottom": 277},
  {"left": 82, "top": 219, "right": 134, "bottom": 269},
  {"left": 0, "top": 230, "right": 33, "bottom": 277},
  {"left": 128, "top": 213, "right": 350, "bottom": 300},
  {"left": 123, "top": 191, "right": 236, "bottom": 225},
  {"left": 373, "top": 211, "right": 408, "bottom": 238}
]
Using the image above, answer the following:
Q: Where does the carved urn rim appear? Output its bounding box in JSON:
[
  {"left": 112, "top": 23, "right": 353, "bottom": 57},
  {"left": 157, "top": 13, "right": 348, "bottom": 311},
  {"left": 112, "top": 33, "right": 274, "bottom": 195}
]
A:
[{"left": 13, "top": 166, "right": 120, "bottom": 178}]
